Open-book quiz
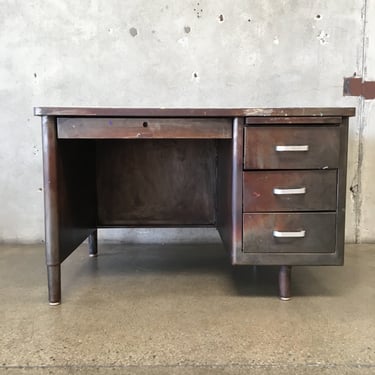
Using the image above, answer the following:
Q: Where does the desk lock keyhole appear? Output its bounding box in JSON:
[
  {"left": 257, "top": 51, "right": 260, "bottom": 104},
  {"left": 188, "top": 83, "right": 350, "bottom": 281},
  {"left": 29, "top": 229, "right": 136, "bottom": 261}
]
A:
[{"left": 142, "top": 121, "right": 148, "bottom": 128}]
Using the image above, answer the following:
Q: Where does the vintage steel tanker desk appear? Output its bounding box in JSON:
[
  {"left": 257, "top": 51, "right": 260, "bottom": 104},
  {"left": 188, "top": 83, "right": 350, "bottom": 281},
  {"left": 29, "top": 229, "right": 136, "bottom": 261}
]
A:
[{"left": 34, "top": 107, "right": 355, "bottom": 305}]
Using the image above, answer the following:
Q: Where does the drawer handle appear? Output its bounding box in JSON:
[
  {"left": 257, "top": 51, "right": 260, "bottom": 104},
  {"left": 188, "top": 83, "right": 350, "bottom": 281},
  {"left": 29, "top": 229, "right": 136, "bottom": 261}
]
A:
[
  {"left": 273, "top": 187, "right": 306, "bottom": 195},
  {"left": 275, "top": 145, "right": 309, "bottom": 152},
  {"left": 273, "top": 230, "right": 306, "bottom": 238}
]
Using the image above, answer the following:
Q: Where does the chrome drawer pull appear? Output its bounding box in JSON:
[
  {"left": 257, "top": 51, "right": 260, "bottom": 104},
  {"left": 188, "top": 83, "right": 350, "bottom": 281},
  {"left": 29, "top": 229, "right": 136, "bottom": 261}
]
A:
[
  {"left": 275, "top": 145, "right": 309, "bottom": 152},
  {"left": 273, "top": 187, "right": 306, "bottom": 195},
  {"left": 273, "top": 230, "right": 306, "bottom": 238}
]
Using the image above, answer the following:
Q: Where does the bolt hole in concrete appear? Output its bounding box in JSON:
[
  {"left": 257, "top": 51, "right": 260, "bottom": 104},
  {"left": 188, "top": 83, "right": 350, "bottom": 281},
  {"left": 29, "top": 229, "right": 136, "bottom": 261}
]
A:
[
  {"left": 129, "top": 27, "right": 138, "bottom": 37},
  {"left": 315, "top": 14, "right": 322, "bottom": 20},
  {"left": 193, "top": 2, "right": 203, "bottom": 18},
  {"left": 143, "top": 122, "right": 148, "bottom": 128},
  {"left": 218, "top": 14, "right": 224, "bottom": 22},
  {"left": 184, "top": 26, "right": 191, "bottom": 33}
]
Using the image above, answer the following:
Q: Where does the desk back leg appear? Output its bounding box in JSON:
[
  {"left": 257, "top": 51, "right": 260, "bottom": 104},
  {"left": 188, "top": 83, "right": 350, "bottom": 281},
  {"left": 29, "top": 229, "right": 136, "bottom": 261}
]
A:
[{"left": 88, "top": 230, "right": 98, "bottom": 257}]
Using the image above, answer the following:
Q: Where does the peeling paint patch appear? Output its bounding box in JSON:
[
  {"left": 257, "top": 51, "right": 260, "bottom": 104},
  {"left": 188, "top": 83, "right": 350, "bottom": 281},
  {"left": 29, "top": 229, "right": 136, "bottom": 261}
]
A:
[
  {"left": 317, "top": 30, "right": 329, "bottom": 45},
  {"left": 184, "top": 26, "right": 191, "bottom": 34},
  {"left": 350, "top": 184, "right": 359, "bottom": 196},
  {"left": 343, "top": 77, "right": 375, "bottom": 99},
  {"left": 129, "top": 27, "right": 138, "bottom": 37}
]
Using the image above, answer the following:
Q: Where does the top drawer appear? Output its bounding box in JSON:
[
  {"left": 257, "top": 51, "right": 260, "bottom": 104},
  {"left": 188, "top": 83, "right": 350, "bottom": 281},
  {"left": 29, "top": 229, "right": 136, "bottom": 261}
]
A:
[{"left": 244, "top": 126, "right": 340, "bottom": 169}]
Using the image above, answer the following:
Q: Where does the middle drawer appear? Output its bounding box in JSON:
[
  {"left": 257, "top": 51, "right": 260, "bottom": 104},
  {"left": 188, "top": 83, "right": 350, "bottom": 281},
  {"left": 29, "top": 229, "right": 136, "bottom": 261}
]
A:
[{"left": 243, "top": 170, "right": 337, "bottom": 212}]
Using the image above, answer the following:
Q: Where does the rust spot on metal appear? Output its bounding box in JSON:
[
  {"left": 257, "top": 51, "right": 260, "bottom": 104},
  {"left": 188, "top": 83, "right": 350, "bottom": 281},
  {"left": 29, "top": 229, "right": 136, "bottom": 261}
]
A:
[{"left": 343, "top": 77, "right": 375, "bottom": 99}]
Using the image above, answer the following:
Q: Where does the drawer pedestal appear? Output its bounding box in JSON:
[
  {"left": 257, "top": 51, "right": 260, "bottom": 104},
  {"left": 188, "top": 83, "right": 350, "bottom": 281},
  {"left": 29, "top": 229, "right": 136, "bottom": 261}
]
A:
[{"left": 238, "top": 116, "right": 351, "bottom": 299}]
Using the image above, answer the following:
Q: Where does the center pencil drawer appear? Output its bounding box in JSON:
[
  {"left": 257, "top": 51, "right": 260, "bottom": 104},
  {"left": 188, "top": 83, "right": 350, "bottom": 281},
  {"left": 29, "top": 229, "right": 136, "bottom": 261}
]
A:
[
  {"left": 57, "top": 118, "right": 232, "bottom": 139},
  {"left": 244, "top": 126, "right": 340, "bottom": 169},
  {"left": 243, "top": 170, "right": 337, "bottom": 212}
]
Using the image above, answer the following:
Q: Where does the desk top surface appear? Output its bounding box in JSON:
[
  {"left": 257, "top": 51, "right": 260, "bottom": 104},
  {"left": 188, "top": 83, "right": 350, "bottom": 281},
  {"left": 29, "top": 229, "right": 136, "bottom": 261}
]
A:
[{"left": 34, "top": 107, "right": 355, "bottom": 117}]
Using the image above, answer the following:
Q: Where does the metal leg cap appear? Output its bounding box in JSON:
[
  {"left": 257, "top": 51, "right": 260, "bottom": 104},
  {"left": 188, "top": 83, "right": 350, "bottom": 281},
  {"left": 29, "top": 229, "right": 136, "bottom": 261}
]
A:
[
  {"left": 89, "top": 253, "right": 98, "bottom": 258},
  {"left": 280, "top": 297, "right": 291, "bottom": 301},
  {"left": 49, "top": 301, "right": 61, "bottom": 306}
]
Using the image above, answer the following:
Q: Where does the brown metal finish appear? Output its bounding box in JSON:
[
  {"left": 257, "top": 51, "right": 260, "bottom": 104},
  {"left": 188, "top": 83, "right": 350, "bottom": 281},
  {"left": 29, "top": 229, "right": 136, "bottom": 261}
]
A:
[
  {"left": 41, "top": 116, "right": 59, "bottom": 266},
  {"left": 232, "top": 118, "right": 245, "bottom": 261},
  {"left": 96, "top": 140, "right": 217, "bottom": 226},
  {"left": 41, "top": 116, "right": 97, "bottom": 303},
  {"left": 36, "top": 108, "right": 354, "bottom": 303},
  {"left": 41, "top": 116, "right": 61, "bottom": 304},
  {"left": 57, "top": 117, "right": 232, "bottom": 139},
  {"left": 243, "top": 213, "right": 336, "bottom": 253},
  {"left": 34, "top": 107, "right": 356, "bottom": 118},
  {"left": 279, "top": 266, "right": 292, "bottom": 301},
  {"left": 57, "top": 140, "right": 97, "bottom": 262},
  {"left": 335, "top": 118, "right": 349, "bottom": 265},
  {"left": 88, "top": 230, "right": 98, "bottom": 257},
  {"left": 47, "top": 265, "right": 61, "bottom": 304},
  {"left": 245, "top": 116, "right": 341, "bottom": 125},
  {"left": 217, "top": 118, "right": 244, "bottom": 263},
  {"left": 216, "top": 140, "right": 234, "bottom": 252},
  {"left": 244, "top": 126, "right": 340, "bottom": 170},
  {"left": 243, "top": 170, "right": 337, "bottom": 212}
]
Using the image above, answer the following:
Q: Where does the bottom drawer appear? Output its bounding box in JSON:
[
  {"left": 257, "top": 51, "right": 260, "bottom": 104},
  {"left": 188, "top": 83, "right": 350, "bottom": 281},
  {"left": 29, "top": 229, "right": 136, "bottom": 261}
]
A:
[{"left": 243, "top": 213, "right": 336, "bottom": 253}]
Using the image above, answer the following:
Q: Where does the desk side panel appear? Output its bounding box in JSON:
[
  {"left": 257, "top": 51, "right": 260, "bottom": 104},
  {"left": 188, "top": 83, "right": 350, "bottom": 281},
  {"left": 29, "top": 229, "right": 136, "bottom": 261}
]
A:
[{"left": 58, "top": 140, "right": 97, "bottom": 262}]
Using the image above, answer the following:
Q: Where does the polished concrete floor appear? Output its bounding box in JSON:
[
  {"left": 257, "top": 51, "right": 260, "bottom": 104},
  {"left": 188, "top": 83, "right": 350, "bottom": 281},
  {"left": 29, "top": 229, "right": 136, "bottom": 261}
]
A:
[{"left": 0, "top": 242, "right": 374, "bottom": 374}]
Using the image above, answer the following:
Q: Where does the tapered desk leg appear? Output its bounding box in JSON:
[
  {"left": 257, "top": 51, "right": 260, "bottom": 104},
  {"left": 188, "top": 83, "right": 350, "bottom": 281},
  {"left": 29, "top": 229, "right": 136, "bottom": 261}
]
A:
[
  {"left": 47, "top": 265, "right": 61, "bottom": 305},
  {"left": 279, "top": 266, "right": 292, "bottom": 301},
  {"left": 89, "top": 230, "right": 98, "bottom": 257},
  {"left": 42, "top": 115, "right": 62, "bottom": 305}
]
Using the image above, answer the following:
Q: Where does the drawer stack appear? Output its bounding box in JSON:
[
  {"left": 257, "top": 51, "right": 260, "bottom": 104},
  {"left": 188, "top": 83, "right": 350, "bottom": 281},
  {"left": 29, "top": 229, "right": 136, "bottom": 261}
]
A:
[{"left": 242, "top": 121, "right": 342, "bottom": 256}]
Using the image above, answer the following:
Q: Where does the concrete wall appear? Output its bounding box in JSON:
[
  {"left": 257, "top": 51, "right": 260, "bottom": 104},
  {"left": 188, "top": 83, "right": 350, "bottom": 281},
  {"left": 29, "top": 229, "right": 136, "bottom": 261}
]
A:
[
  {"left": 358, "top": 0, "right": 375, "bottom": 242},
  {"left": 0, "top": 0, "right": 373, "bottom": 243}
]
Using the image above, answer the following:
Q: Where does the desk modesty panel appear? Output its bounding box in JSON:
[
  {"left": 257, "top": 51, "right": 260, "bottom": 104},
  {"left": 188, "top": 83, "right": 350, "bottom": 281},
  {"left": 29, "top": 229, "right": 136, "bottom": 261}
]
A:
[{"left": 34, "top": 107, "right": 355, "bottom": 305}]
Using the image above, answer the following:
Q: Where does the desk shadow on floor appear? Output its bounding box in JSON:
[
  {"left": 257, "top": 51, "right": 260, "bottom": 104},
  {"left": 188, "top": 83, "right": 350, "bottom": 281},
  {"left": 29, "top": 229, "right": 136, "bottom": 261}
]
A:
[
  {"left": 231, "top": 263, "right": 354, "bottom": 298},
  {"left": 61, "top": 243, "right": 358, "bottom": 300}
]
